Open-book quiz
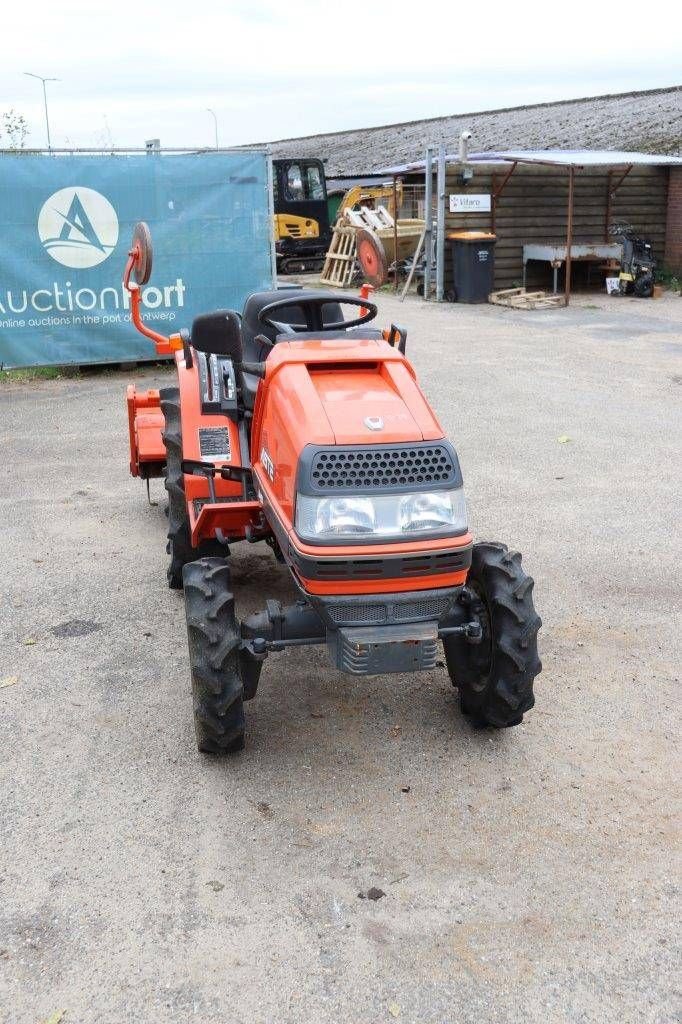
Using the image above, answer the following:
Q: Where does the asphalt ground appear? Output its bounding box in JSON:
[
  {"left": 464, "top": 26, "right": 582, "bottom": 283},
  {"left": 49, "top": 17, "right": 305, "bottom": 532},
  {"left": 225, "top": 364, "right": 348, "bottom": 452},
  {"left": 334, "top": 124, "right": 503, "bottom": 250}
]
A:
[{"left": 1, "top": 290, "right": 680, "bottom": 1024}]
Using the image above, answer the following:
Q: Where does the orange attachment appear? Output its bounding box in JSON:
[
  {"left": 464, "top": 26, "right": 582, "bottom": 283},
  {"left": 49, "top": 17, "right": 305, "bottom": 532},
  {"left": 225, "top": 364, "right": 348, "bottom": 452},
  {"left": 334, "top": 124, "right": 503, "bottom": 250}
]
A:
[{"left": 126, "top": 385, "right": 165, "bottom": 477}]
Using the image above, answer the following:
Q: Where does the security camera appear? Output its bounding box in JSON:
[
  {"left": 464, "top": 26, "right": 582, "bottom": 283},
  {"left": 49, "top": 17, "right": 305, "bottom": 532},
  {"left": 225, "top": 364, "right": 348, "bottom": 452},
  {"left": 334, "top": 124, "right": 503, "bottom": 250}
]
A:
[{"left": 460, "top": 130, "right": 472, "bottom": 141}]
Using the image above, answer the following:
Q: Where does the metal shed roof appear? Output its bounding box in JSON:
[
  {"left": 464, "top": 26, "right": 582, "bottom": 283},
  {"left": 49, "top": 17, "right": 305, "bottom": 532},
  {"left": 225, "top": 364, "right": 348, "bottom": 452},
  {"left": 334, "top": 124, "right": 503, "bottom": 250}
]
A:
[
  {"left": 469, "top": 149, "right": 682, "bottom": 166},
  {"left": 377, "top": 149, "right": 682, "bottom": 174}
]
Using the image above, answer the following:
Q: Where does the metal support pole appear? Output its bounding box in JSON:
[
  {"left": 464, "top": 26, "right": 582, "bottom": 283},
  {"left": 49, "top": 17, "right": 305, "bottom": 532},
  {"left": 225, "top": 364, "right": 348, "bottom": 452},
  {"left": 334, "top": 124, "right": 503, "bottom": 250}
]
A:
[
  {"left": 41, "top": 80, "right": 52, "bottom": 152},
  {"left": 393, "top": 175, "right": 399, "bottom": 293},
  {"left": 604, "top": 169, "right": 613, "bottom": 243},
  {"left": 565, "top": 166, "right": 575, "bottom": 306},
  {"left": 24, "top": 73, "right": 58, "bottom": 153},
  {"left": 266, "top": 150, "right": 277, "bottom": 286},
  {"left": 423, "top": 147, "right": 433, "bottom": 300},
  {"left": 436, "top": 144, "right": 446, "bottom": 302},
  {"left": 491, "top": 172, "right": 497, "bottom": 236}
]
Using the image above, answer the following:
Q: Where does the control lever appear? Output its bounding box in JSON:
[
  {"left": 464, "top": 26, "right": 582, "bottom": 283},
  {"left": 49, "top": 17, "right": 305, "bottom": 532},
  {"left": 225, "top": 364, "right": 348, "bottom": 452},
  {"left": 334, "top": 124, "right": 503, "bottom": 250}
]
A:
[{"left": 386, "top": 323, "right": 407, "bottom": 354}]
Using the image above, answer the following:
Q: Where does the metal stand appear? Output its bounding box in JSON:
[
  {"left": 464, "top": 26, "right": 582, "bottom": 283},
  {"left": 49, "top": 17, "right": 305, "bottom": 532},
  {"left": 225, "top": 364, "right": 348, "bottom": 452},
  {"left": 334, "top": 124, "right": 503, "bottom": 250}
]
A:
[
  {"left": 423, "top": 148, "right": 434, "bottom": 300},
  {"left": 436, "top": 144, "right": 446, "bottom": 302}
]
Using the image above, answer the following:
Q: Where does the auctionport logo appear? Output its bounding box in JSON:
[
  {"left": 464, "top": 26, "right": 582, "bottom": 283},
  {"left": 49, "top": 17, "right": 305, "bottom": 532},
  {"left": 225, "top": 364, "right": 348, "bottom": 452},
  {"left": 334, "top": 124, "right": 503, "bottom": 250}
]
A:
[{"left": 37, "top": 186, "right": 119, "bottom": 269}]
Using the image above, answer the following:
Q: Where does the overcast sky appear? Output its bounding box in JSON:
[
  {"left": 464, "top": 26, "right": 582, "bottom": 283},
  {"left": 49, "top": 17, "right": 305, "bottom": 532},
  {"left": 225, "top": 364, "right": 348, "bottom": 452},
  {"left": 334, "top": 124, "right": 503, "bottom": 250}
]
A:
[{"left": 3, "top": 0, "right": 680, "bottom": 150}]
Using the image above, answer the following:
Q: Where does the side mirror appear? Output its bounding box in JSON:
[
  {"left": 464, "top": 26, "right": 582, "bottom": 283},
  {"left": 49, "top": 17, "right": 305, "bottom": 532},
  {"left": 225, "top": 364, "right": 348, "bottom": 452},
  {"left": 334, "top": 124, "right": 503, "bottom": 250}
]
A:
[
  {"left": 131, "top": 221, "right": 153, "bottom": 285},
  {"left": 122, "top": 220, "right": 178, "bottom": 355},
  {"left": 191, "top": 310, "right": 243, "bottom": 361}
]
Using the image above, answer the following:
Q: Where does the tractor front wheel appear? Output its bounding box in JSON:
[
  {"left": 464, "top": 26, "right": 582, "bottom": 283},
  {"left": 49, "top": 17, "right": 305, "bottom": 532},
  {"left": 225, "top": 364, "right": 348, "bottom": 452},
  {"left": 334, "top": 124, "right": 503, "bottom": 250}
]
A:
[
  {"left": 444, "top": 542, "right": 541, "bottom": 728},
  {"left": 183, "top": 557, "right": 245, "bottom": 754}
]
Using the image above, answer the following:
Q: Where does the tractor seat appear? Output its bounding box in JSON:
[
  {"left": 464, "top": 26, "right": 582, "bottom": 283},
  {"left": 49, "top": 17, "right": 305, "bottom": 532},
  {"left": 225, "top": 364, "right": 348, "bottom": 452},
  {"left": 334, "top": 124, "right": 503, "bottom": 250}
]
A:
[{"left": 241, "top": 289, "right": 343, "bottom": 363}]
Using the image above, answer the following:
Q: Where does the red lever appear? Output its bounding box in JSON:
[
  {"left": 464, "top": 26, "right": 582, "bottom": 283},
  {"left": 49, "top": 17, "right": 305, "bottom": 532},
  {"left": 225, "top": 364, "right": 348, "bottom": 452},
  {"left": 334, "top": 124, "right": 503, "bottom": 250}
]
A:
[{"left": 359, "top": 282, "right": 375, "bottom": 318}]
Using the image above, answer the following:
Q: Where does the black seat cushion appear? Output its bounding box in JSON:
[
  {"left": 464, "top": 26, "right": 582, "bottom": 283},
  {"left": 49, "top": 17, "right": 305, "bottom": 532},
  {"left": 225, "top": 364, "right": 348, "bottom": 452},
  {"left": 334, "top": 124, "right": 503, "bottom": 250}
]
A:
[{"left": 241, "top": 289, "right": 343, "bottom": 362}]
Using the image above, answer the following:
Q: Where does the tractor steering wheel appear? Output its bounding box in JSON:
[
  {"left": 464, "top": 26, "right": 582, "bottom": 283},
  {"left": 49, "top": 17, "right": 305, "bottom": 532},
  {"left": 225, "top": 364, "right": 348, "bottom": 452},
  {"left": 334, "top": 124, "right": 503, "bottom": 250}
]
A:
[{"left": 257, "top": 293, "right": 378, "bottom": 335}]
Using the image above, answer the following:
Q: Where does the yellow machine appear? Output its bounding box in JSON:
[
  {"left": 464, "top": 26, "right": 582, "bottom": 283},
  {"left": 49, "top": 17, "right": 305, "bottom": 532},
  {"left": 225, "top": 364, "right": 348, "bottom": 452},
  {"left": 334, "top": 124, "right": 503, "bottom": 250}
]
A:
[
  {"left": 337, "top": 181, "right": 403, "bottom": 220},
  {"left": 273, "top": 213, "right": 320, "bottom": 241},
  {"left": 273, "top": 158, "right": 330, "bottom": 273}
]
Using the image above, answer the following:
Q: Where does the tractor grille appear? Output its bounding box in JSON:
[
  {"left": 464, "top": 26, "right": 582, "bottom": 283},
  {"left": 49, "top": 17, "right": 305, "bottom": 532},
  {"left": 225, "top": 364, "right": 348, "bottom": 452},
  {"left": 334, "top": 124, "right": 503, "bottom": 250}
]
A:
[
  {"left": 326, "top": 594, "right": 452, "bottom": 626},
  {"left": 328, "top": 603, "right": 389, "bottom": 624},
  {"left": 309, "top": 445, "right": 456, "bottom": 491},
  {"left": 291, "top": 544, "right": 471, "bottom": 582},
  {"left": 395, "top": 597, "right": 452, "bottom": 620}
]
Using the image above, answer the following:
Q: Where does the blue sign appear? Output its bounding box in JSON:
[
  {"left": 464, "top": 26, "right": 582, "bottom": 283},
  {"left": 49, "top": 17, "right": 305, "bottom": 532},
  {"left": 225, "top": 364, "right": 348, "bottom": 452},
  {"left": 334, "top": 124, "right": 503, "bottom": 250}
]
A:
[{"left": 0, "top": 152, "right": 274, "bottom": 368}]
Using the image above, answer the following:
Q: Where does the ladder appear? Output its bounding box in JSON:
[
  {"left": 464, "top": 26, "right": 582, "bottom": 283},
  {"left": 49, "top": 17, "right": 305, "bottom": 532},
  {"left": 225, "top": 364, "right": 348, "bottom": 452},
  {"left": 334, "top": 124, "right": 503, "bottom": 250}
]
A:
[{"left": 319, "top": 224, "right": 357, "bottom": 288}]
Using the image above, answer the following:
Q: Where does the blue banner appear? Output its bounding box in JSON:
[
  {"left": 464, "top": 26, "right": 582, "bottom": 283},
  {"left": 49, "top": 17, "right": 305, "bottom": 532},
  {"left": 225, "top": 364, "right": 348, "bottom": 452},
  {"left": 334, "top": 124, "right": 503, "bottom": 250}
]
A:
[{"left": 0, "top": 152, "right": 273, "bottom": 368}]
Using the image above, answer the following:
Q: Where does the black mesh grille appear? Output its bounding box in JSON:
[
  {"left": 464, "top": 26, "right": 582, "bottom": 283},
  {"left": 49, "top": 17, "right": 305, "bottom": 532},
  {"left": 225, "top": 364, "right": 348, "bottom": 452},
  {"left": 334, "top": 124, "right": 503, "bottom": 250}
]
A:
[
  {"left": 395, "top": 597, "right": 451, "bottom": 620},
  {"left": 328, "top": 604, "right": 389, "bottom": 625},
  {"left": 309, "top": 445, "right": 455, "bottom": 491},
  {"left": 326, "top": 595, "right": 452, "bottom": 626}
]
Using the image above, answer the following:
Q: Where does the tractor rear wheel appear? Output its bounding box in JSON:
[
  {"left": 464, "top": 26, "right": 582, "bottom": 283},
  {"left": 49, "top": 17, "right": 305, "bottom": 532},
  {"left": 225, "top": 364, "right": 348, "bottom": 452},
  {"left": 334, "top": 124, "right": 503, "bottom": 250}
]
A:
[
  {"left": 444, "top": 542, "right": 541, "bottom": 728},
  {"left": 160, "top": 387, "right": 224, "bottom": 589},
  {"left": 183, "top": 557, "right": 245, "bottom": 754}
]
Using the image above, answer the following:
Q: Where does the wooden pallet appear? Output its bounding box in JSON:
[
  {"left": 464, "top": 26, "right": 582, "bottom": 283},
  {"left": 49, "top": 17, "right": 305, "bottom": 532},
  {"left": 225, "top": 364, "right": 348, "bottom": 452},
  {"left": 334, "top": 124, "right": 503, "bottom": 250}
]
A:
[
  {"left": 320, "top": 225, "right": 357, "bottom": 288},
  {"left": 344, "top": 206, "right": 394, "bottom": 231},
  {"left": 489, "top": 287, "right": 566, "bottom": 310}
]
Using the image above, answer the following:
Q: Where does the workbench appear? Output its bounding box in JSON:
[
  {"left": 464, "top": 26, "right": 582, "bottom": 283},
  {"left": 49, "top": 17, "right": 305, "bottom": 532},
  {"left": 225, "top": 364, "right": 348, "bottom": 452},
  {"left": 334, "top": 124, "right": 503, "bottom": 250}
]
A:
[{"left": 522, "top": 242, "right": 622, "bottom": 293}]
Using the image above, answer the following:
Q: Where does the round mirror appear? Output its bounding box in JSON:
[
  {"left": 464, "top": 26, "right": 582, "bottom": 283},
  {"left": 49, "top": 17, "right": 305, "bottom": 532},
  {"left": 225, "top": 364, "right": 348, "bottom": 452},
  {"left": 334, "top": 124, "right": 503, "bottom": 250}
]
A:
[{"left": 131, "top": 221, "right": 153, "bottom": 285}]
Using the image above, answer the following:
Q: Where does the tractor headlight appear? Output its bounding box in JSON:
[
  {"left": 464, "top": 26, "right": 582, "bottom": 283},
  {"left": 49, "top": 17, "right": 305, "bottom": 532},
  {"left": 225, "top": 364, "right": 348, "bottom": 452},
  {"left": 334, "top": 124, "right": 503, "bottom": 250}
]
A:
[
  {"left": 312, "top": 496, "right": 376, "bottom": 537},
  {"left": 295, "top": 488, "right": 467, "bottom": 542}
]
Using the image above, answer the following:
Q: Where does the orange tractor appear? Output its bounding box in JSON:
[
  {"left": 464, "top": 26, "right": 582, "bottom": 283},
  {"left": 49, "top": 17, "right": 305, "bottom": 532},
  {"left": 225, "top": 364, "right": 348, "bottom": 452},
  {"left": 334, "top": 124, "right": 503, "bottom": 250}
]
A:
[{"left": 124, "top": 223, "right": 541, "bottom": 754}]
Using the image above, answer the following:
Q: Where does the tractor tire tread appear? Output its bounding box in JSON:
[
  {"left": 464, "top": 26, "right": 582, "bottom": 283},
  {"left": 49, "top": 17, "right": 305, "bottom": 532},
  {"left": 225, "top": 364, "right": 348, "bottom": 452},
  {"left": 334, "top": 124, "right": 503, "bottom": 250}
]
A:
[
  {"left": 444, "top": 541, "right": 542, "bottom": 728},
  {"left": 160, "top": 387, "right": 225, "bottom": 589},
  {"left": 183, "top": 557, "right": 245, "bottom": 754}
]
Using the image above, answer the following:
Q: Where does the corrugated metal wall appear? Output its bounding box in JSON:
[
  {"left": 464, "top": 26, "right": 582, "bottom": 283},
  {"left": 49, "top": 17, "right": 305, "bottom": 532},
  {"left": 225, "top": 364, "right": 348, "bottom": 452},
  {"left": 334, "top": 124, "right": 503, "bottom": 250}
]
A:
[{"left": 443, "top": 163, "right": 670, "bottom": 290}]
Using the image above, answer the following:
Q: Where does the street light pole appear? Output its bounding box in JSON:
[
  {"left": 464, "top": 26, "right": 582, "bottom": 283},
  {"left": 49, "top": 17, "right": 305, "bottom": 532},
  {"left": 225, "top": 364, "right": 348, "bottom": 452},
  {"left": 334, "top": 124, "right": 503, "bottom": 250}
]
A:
[
  {"left": 24, "top": 72, "right": 59, "bottom": 152},
  {"left": 206, "top": 108, "right": 218, "bottom": 149}
]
